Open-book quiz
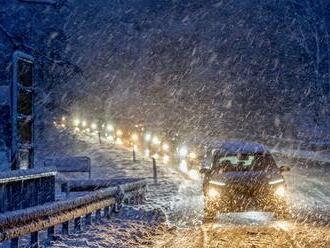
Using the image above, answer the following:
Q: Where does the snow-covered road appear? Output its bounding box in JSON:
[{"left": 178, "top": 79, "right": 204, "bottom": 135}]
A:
[
  {"left": 154, "top": 221, "right": 330, "bottom": 247},
  {"left": 35, "top": 128, "right": 330, "bottom": 247}
]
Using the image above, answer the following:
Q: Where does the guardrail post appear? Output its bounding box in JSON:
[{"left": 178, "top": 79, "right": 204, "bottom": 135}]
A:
[
  {"left": 10, "top": 238, "right": 19, "bottom": 248},
  {"left": 62, "top": 221, "right": 69, "bottom": 235},
  {"left": 98, "top": 132, "right": 102, "bottom": 144},
  {"left": 104, "top": 206, "right": 111, "bottom": 219},
  {"left": 132, "top": 146, "right": 136, "bottom": 162},
  {"left": 110, "top": 204, "right": 115, "bottom": 214},
  {"left": 74, "top": 217, "right": 81, "bottom": 231},
  {"left": 96, "top": 209, "right": 102, "bottom": 222},
  {"left": 152, "top": 158, "right": 158, "bottom": 184},
  {"left": 31, "top": 231, "right": 39, "bottom": 248},
  {"left": 61, "top": 182, "right": 70, "bottom": 197},
  {"left": 0, "top": 184, "right": 5, "bottom": 213},
  {"left": 47, "top": 226, "right": 55, "bottom": 241},
  {"left": 85, "top": 213, "right": 92, "bottom": 225}
]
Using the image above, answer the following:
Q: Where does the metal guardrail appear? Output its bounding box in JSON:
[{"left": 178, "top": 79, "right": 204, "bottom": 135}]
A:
[
  {"left": 44, "top": 156, "right": 92, "bottom": 178},
  {"left": 0, "top": 167, "right": 56, "bottom": 213},
  {"left": 59, "top": 178, "right": 147, "bottom": 192},
  {"left": 0, "top": 179, "right": 147, "bottom": 248}
]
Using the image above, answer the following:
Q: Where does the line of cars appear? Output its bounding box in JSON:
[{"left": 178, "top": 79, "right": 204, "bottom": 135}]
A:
[{"left": 55, "top": 116, "right": 291, "bottom": 220}]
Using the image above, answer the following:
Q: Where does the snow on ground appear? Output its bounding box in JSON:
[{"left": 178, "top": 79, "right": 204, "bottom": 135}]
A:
[
  {"left": 31, "top": 126, "right": 330, "bottom": 247},
  {"left": 153, "top": 221, "right": 330, "bottom": 247},
  {"left": 51, "top": 206, "right": 168, "bottom": 248}
]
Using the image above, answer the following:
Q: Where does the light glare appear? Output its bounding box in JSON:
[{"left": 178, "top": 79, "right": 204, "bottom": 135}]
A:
[
  {"left": 208, "top": 187, "right": 220, "bottom": 199},
  {"left": 144, "top": 133, "right": 151, "bottom": 142},
  {"left": 179, "top": 146, "right": 188, "bottom": 157},
  {"left": 162, "top": 143, "right": 169, "bottom": 151},
  {"left": 179, "top": 160, "right": 188, "bottom": 173},
  {"left": 73, "top": 119, "right": 80, "bottom": 127},
  {"left": 107, "top": 124, "right": 114, "bottom": 131},
  {"left": 163, "top": 154, "right": 170, "bottom": 164},
  {"left": 269, "top": 178, "right": 284, "bottom": 185},
  {"left": 188, "top": 152, "right": 197, "bottom": 159},
  {"left": 131, "top": 133, "right": 139, "bottom": 141},
  {"left": 145, "top": 149, "right": 150, "bottom": 157},
  {"left": 116, "top": 129, "right": 123, "bottom": 137},
  {"left": 274, "top": 185, "right": 286, "bottom": 198},
  {"left": 91, "top": 123, "right": 97, "bottom": 130},
  {"left": 152, "top": 136, "right": 161, "bottom": 145},
  {"left": 188, "top": 169, "right": 199, "bottom": 180}
]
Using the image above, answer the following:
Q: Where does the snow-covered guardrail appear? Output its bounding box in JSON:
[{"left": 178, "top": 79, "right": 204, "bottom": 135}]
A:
[
  {"left": 0, "top": 167, "right": 56, "bottom": 214},
  {"left": 0, "top": 179, "right": 147, "bottom": 248},
  {"left": 44, "top": 156, "right": 92, "bottom": 178},
  {"left": 59, "top": 178, "right": 147, "bottom": 192}
]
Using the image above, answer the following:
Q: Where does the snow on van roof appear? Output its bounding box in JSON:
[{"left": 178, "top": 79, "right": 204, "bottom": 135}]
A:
[{"left": 210, "top": 140, "right": 269, "bottom": 155}]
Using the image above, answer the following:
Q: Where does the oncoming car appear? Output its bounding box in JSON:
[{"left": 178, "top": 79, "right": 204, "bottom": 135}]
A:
[{"left": 200, "top": 140, "right": 290, "bottom": 221}]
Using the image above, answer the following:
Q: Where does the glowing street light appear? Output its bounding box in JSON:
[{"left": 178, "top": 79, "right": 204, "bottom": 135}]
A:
[
  {"left": 188, "top": 169, "right": 199, "bottom": 180},
  {"left": 179, "top": 160, "right": 188, "bottom": 173},
  {"left": 131, "top": 133, "right": 139, "bottom": 142},
  {"left": 179, "top": 146, "right": 188, "bottom": 157},
  {"left": 91, "top": 123, "right": 97, "bottom": 130},
  {"left": 116, "top": 129, "right": 123, "bottom": 137},
  {"left": 152, "top": 136, "right": 161, "bottom": 145},
  {"left": 145, "top": 149, "right": 150, "bottom": 157},
  {"left": 116, "top": 138, "right": 123, "bottom": 145},
  {"left": 73, "top": 118, "right": 80, "bottom": 127},
  {"left": 162, "top": 143, "right": 170, "bottom": 151},
  {"left": 144, "top": 133, "right": 151, "bottom": 142},
  {"left": 163, "top": 154, "right": 170, "bottom": 164},
  {"left": 107, "top": 124, "right": 114, "bottom": 131},
  {"left": 62, "top": 116, "right": 66, "bottom": 122},
  {"left": 188, "top": 151, "right": 197, "bottom": 160},
  {"left": 82, "top": 120, "right": 87, "bottom": 128}
]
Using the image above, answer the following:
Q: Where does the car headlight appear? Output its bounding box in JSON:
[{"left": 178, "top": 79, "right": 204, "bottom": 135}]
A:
[
  {"left": 274, "top": 185, "right": 286, "bottom": 198},
  {"left": 208, "top": 187, "right": 220, "bottom": 199},
  {"left": 209, "top": 180, "right": 226, "bottom": 186},
  {"left": 269, "top": 178, "right": 284, "bottom": 185}
]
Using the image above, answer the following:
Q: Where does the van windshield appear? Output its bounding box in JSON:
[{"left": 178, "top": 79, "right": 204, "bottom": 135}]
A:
[{"left": 212, "top": 153, "right": 277, "bottom": 172}]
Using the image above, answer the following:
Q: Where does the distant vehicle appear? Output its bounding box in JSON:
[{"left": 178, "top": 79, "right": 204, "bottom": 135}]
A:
[{"left": 200, "top": 140, "right": 290, "bottom": 221}]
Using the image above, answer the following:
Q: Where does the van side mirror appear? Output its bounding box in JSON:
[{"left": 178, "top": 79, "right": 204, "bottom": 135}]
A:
[
  {"left": 279, "top": 165, "right": 290, "bottom": 172},
  {"left": 200, "top": 167, "right": 211, "bottom": 174}
]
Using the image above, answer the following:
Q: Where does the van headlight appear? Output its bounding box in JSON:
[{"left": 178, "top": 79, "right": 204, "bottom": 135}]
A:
[
  {"left": 208, "top": 187, "right": 220, "bottom": 199},
  {"left": 274, "top": 185, "right": 286, "bottom": 198}
]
